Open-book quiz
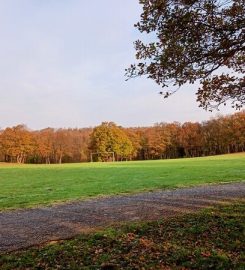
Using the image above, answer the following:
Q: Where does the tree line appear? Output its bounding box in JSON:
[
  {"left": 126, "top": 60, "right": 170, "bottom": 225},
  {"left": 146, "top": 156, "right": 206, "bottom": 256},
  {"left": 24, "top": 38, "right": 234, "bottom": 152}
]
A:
[{"left": 0, "top": 111, "right": 244, "bottom": 164}]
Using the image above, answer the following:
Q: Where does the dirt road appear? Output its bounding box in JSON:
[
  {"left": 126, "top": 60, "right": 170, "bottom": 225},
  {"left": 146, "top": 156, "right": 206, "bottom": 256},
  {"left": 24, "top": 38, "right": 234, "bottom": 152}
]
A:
[{"left": 0, "top": 182, "right": 244, "bottom": 253}]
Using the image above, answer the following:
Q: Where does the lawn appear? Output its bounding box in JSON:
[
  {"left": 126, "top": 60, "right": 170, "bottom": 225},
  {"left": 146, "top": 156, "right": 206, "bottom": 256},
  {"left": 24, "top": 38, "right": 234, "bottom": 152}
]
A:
[
  {"left": 0, "top": 153, "right": 244, "bottom": 210},
  {"left": 1, "top": 203, "right": 244, "bottom": 269}
]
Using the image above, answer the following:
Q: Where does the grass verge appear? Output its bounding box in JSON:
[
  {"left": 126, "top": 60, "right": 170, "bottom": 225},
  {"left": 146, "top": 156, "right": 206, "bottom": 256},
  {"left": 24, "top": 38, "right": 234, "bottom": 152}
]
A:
[
  {"left": 1, "top": 202, "right": 244, "bottom": 269},
  {"left": 0, "top": 153, "right": 245, "bottom": 210}
]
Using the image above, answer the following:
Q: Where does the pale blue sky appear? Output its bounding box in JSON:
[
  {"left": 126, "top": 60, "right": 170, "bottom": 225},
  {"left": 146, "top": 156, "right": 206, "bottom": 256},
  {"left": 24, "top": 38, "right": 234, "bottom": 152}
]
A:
[{"left": 0, "top": 0, "right": 235, "bottom": 129}]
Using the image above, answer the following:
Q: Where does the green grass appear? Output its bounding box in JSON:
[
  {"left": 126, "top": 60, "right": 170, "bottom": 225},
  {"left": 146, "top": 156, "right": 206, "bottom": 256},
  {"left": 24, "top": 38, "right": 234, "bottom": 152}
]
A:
[
  {"left": 0, "top": 153, "right": 244, "bottom": 210},
  {"left": 1, "top": 202, "right": 244, "bottom": 269}
]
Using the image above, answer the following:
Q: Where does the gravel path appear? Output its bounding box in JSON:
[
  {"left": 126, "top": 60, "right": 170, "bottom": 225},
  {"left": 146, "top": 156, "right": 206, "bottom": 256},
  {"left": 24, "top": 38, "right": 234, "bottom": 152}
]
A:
[{"left": 1, "top": 182, "right": 244, "bottom": 253}]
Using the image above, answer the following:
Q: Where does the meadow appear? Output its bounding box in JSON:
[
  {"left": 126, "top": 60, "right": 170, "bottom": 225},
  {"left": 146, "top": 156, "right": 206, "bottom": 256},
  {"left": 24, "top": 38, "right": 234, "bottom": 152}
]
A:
[{"left": 0, "top": 153, "right": 244, "bottom": 210}]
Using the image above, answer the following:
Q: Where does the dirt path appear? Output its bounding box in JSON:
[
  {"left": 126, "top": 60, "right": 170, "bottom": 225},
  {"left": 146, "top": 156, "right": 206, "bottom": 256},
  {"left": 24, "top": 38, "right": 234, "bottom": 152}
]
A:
[{"left": 0, "top": 182, "right": 244, "bottom": 253}]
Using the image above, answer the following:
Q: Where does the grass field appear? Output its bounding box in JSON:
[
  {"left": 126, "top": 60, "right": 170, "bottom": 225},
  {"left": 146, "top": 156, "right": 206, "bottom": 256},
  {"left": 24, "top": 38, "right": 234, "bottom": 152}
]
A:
[
  {"left": 0, "top": 153, "right": 244, "bottom": 210},
  {"left": 1, "top": 203, "right": 244, "bottom": 269}
]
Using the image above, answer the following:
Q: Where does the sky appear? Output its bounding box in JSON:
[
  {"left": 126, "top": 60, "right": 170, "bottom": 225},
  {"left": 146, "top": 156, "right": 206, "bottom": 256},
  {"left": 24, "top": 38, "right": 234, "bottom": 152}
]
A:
[{"left": 0, "top": 0, "right": 236, "bottom": 130}]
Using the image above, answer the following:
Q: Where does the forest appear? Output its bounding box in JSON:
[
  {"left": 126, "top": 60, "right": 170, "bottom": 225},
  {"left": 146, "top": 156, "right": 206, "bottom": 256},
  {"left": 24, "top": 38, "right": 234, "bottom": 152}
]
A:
[{"left": 0, "top": 111, "right": 244, "bottom": 164}]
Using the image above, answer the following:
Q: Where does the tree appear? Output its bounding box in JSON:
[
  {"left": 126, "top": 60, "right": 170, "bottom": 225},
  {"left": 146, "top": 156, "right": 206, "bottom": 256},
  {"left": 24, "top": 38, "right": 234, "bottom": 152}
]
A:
[
  {"left": 180, "top": 122, "right": 203, "bottom": 157},
  {"left": 0, "top": 125, "right": 34, "bottom": 163},
  {"left": 144, "top": 123, "right": 172, "bottom": 159},
  {"left": 126, "top": 0, "right": 245, "bottom": 110},
  {"left": 34, "top": 128, "right": 55, "bottom": 164},
  {"left": 89, "top": 122, "right": 134, "bottom": 161}
]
